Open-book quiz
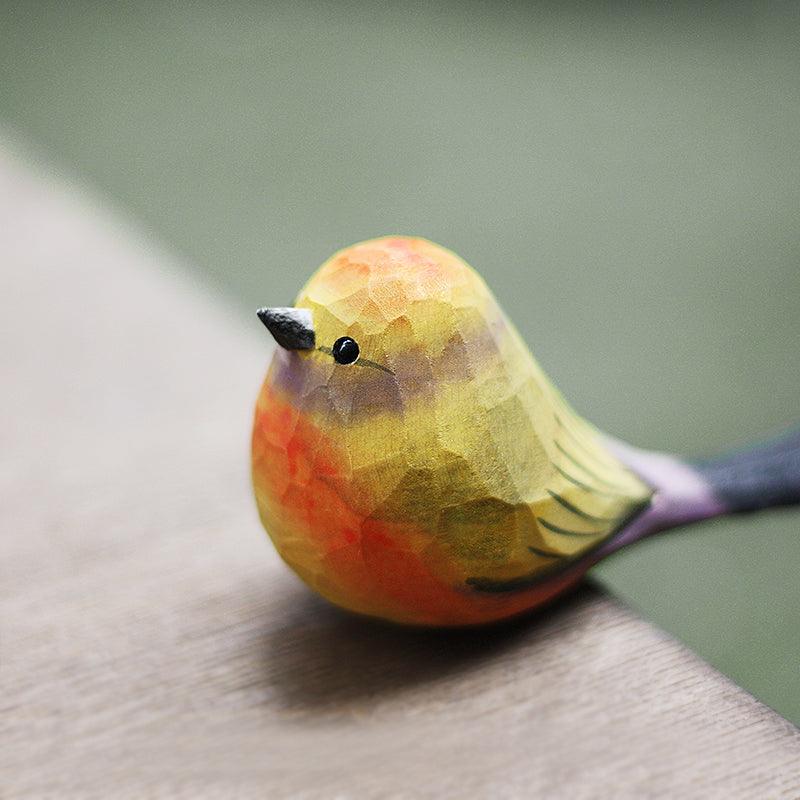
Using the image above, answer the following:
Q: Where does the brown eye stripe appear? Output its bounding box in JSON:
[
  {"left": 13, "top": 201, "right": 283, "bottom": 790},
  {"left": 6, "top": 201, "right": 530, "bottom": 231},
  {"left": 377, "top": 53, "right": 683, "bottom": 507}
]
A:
[
  {"left": 317, "top": 346, "right": 394, "bottom": 375},
  {"left": 357, "top": 358, "right": 395, "bottom": 375}
]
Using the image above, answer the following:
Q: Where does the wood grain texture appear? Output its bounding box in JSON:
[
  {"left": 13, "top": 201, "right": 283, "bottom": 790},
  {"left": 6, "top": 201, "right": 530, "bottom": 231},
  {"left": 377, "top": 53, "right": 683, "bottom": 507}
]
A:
[{"left": 1, "top": 145, "right": 799, "bottom": 799}]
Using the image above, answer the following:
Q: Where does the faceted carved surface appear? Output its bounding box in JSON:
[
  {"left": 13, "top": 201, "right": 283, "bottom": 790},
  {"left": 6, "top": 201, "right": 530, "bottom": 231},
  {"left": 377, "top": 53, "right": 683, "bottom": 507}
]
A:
[{"left": 252, "top": 237, "right": 652, "bottom": 625}]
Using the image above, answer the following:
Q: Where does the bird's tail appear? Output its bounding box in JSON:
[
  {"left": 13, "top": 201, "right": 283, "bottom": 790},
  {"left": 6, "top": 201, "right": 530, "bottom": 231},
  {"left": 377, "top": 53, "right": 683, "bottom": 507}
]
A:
[
  {"left": 690, "top": 428, "right": 800, "bottom": 514},
  {"left": 600, "top": 429, "right": 800, "bottom": 554}
]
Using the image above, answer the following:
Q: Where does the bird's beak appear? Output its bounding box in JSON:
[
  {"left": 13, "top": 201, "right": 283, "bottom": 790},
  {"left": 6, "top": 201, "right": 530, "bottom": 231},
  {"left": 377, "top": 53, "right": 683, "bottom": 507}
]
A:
[{"left": 256, "top": 306, "right": 316, "bottom": 350}]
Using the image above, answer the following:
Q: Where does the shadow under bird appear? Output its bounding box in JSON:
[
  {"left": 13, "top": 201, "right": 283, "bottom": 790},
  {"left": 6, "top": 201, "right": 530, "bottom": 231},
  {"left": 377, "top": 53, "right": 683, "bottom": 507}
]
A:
[{"left": 252, "top": 236, "right": 800, "bottom": 626}]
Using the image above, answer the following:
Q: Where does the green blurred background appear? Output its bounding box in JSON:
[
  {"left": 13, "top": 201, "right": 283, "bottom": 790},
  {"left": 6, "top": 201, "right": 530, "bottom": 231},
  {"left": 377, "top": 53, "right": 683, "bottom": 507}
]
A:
[{"left": 2, "top": 2, "right": 798, "bottom": 722}]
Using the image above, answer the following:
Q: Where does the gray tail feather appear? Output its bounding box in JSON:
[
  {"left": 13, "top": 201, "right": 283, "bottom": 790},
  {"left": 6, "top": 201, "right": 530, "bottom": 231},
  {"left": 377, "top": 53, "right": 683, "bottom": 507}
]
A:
[{"left": 691, "top": 428, "right": 800, "bottom": 514}]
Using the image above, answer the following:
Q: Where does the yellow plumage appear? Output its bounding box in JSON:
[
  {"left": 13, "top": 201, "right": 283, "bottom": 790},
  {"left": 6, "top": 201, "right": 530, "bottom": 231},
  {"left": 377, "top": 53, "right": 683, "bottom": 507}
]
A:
[{"left": 253, "top": 237, "right": 651, "bottom": 624}]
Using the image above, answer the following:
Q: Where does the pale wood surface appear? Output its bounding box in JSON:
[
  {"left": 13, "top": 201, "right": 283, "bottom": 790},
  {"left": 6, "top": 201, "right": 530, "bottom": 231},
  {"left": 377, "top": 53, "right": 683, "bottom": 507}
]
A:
[{"left": 2, "top": 145, "right": 799, "bottom": 799}]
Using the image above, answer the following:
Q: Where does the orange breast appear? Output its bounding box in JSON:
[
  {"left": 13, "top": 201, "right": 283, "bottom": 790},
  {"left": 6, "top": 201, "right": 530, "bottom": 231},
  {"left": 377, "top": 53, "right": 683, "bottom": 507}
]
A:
[{"left": 252, "top": 380, "right": 589, "bottom": 626}]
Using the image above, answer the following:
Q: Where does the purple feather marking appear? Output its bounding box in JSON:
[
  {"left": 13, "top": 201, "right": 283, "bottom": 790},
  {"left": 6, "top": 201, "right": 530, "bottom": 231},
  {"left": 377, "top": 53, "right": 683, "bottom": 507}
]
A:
[{"left": 596, "top": 438, "right": 728, "bottom": 557}]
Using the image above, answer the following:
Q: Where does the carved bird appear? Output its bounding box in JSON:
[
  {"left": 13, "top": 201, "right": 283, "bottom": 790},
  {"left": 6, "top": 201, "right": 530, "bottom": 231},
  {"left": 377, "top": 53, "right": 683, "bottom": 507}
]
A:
[{"left": 252, "top": 236, "right": 799, "bottom": 625}]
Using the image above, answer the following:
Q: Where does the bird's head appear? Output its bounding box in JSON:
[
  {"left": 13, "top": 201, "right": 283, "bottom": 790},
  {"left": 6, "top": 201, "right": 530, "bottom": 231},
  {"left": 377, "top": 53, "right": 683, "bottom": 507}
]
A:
[{"left": 256, "top": 236, "right": 502, "bottom": 388}]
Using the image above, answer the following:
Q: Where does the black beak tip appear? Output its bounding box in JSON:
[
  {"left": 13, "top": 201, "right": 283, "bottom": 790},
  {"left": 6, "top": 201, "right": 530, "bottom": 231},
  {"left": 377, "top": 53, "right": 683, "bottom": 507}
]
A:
[{"left": 256, "top": 306, "right": 315, "bottom": 350}]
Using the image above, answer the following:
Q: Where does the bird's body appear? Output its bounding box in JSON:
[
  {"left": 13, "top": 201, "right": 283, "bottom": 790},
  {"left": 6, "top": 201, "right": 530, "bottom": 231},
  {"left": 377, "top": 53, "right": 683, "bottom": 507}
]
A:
[{"left": 252, "top": 237, "right": 799, "bottom": 626}]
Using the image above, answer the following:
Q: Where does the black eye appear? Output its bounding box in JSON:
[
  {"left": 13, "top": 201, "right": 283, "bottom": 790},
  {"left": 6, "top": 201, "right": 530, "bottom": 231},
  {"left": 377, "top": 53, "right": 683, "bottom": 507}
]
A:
[{"left": 332, "top": 336, "right": 360, "bottom": 365}]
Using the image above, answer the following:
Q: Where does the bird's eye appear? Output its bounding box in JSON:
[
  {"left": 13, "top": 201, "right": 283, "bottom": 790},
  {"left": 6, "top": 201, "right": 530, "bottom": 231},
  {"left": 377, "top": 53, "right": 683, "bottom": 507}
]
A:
[{"left": 332, "top": 336, "right": 360, "bottom": 365}]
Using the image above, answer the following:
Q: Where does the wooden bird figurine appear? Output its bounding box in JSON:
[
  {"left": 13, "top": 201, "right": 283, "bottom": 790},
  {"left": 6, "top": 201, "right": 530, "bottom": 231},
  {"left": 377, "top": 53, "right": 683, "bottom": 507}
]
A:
[{"left": 252, "top": 237, "right": 799, "bottom": 626}]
